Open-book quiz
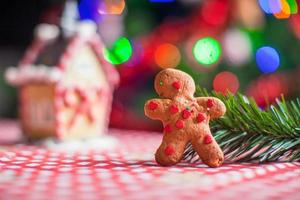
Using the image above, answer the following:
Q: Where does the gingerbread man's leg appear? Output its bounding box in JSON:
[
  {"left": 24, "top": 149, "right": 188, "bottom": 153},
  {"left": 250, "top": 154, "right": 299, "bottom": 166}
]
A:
[
  {"left": 191, "top": 127, "right": 224, "bottom": 167},
  {"left": 155, "top": 132, "right": 188, "bottom": 166}
]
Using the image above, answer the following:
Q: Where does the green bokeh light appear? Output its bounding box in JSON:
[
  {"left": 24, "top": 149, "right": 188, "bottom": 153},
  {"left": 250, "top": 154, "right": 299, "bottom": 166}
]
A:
[
  {"left": 103, "top": 37, "right": 133, "bottom": 65},
  {"left": 193, "top": 37, "right": 222, "bottom": 65},
  {"left": 287, "top": 0, "right": 298, "bottom": 14}
]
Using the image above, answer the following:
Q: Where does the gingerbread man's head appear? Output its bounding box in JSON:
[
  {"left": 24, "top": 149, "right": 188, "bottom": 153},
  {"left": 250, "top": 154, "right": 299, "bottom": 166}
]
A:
[{"left": 154, "top": 69, "right": 196, "bottom": 99}]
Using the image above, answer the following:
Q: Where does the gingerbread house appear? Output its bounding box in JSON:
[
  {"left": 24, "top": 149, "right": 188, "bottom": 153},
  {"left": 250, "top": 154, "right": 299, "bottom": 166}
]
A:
[{"left": 5, "top": 21, "right": 119, "bottom": 140}]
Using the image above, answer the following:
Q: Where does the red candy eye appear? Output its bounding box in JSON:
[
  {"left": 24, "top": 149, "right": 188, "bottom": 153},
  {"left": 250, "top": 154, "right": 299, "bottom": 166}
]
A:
[
  {"left": 170, "top": 105, "right": 179, "bottom": 114},
  {"left": 207, "top": 99, "right": 214, "bottom": 108},
  {"left": 164, "top": 124, "right": 172, "bottom": 133},
  {"left": 148, "top": 101, "right": 158, "bottom": 110},
  {"left": 172, "top": 81, "right": 181, "bottom": 90},
  {"left": 204, "top": 135, "right": 213, "bottom": 144},
  {"left": 182, "top": 109, "right": 191, "bottom": 119},
  {"left": 196, "top": 113, "right": 206, "bottom": 123},
  {"left": 165, "top": 145, "right": 175, "bottom": 156},
  {"left": 175, "top": 120, "right": 184, "bottom": 129}
]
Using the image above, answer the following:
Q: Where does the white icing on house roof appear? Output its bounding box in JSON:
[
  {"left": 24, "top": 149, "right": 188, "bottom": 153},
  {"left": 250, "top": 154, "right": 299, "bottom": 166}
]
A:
[
  {"left": 5, "top": 65, "right": 63, "bottom": 86},
  {"left": 75, "top": 20, "right": 97, "bottom": 38},
  {"left": 35, "top": 24, "right": 60, "bottom": 41}
]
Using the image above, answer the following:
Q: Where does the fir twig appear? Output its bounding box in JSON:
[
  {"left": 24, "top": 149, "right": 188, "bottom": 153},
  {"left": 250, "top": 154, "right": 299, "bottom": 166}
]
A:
[{"left": 183, "top": 87, "right": 300, "bottom": 163}]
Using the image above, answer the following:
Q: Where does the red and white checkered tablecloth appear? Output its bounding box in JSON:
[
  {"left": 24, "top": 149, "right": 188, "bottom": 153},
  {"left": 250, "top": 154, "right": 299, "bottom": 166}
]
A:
[{"left": 0, "top": 120, "right": 300, "bottom": 200}]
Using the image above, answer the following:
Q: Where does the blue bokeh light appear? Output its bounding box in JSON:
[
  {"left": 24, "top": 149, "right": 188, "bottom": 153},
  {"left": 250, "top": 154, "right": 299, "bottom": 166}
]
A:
[
  {"left": 258, "top": 0, "right": 272, "bottom": 14},
  {"left": 78, "top": 0, "right": 100, "bottom": 22},
  {"left": 256, "top": 46, "right": 280, "bottom": 74},
  {"left": 258, "top": 0, "right": 284, "bottom": 14}
]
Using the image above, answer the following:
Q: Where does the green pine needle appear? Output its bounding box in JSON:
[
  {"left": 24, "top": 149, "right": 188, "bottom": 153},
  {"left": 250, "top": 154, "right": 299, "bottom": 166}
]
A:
[{"left": 183, "top": 87, "right": 300, "bottom": 163}]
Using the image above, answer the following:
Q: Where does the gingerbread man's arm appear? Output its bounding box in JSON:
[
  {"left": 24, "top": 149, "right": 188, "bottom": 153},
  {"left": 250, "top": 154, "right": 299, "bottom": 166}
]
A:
[
  {"left": 144, "top": 99, "right": 172, "bottom": 121},
  {"left": 196, "top": 97, "right": 226, "bottom": 119}
]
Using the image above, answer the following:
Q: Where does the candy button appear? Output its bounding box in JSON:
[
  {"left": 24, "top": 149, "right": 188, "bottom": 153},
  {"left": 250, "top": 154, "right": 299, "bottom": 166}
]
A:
[
  {"left": 165, "top": 145, "right": 175, "bottom": 156},
  {"left": 204, "top": 135, "right": 213, "bottom": 144},
  {"left": 196, "top": 113, "right": 206, "bottom": 123},
  {"left": 182, "top": 109, "right": 191, "bottom": 119},
  {"left": 164, "top": 124, "right": 172, "bottom": 133},
  {"left": 172, "top": 81, "right": 181, "bottom": 90},
  {"left": 148, "top": 101, "right": 158, "bottom": 110},
  {"left": 207, "top": 99, "right": 214, "bottom": 108},
  {"left": 170, "top": 105, "right": 179, "bottom": 114},
  {"left": 175, "top": 120, "right": 184, "bottom": 129}
]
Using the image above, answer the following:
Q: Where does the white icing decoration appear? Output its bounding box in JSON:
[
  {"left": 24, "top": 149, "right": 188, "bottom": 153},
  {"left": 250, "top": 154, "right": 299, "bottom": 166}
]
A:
[
  {"left": 35, "top": 24, "right": 60, "bottom": 41},
  {"left": 60, "top": 0, "right": 79, "bottom": 38},
  {"left": 5, "top": 65, "right": 63, "bottom": 86},
  {"left": 5, "top": 67, "right": 20, "bottom": 85},
  {"left": 75, "top": 20, "right": 97, "bottom": 38}
]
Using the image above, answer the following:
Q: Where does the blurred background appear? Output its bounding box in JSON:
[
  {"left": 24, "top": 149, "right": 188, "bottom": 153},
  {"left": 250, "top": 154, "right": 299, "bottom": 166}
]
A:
[{"left": 1, "top": 0, "right": 300, "bottom": 131}]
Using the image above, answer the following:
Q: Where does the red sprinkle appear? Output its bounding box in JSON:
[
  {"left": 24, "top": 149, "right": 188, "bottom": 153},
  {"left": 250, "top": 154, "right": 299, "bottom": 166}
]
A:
[
  {"left": 172, "top": 81, "right": 181, "bottom": 90},
  {"left": 164, "top": 124, "right": 172, "bottom": 133},
  {"left": 196, "top": 113, "right": 206, "bottom": 123},
  {"left": 204, "top": 135, "right": 213, "bottom": 144},
  {"left": 148, "top": 101, "right": 158, "bottom": 110},
  {"left": 175, "top": 120, "right": 185, "bottom": 129},
  {"left": 182, "top": 109, "right": 191, "bottom": 119},
  {"left": 207, "top": 99, "right": 214, "bottom": 108},
  {"left": 165, "top": 145, "right": 175, "bottom": 156},
  {"left": 170, "top": 105, "right": 179, "bottom": 114}
]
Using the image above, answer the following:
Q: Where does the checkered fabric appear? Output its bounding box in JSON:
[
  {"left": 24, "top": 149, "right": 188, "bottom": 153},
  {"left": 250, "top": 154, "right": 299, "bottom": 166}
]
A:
[{"left": 0, "top": 123, "right": 300, "bottom": 200}]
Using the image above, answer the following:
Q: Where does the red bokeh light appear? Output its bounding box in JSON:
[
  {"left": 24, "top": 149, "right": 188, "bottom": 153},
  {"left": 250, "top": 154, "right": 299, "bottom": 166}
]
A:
[
  {"left": 201, "top": 0, "right": 229, "bottom": 26},
  {"left": 247, "top": 75, "right": 288, "bottom": 107},
  {"left": 290, "top": 13, "right": 300, "bottom": 38},
  {"left": 213, "top": 71, "right": 239, "bottom": 94}
]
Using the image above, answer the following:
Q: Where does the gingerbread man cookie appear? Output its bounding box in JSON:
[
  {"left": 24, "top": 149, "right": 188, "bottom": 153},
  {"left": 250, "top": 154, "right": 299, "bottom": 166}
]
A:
[{"left": 145, "top": 69, "right": 226, "bottom": 167}]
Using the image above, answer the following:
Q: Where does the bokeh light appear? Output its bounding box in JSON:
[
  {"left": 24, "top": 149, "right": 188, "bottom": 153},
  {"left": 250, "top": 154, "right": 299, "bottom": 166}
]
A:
[
  {"left": 274, "top": 0, "right": 291, "bottom": 19},
  {"left": 269, "top": 0, "right": 282, "bottom": 14},
  {"left": 201, "top": 0, "right": 229, "bottom": 26},
  {"left": 258, "top": 0, "right": 298, "bottom": 18},
  {"left": 290, "top": 14, "right": 300, "bottom": 38},
  {"left": 103, "top": 37, "right": 132, "bottom": 65},
  {"left": 78, "top": 0, "right": 100, "bottom": 22},
  {"left": 236, "top": 0, "right": 265, "bottom": 29},
  {"left": 193, "top": 37, "right": 222, "bottom": 65},
  {"left": 154, "top": 43, "right": 181, "bottom": 69},
  {"left": 184, "top": 34, "right": 218, "bottom": 72},
  {"left": 287, "top": 0, "right": 298, "bottom": 14},
  {"left": 223, "top": 29, "right": 252, "bottom": 66},
  {"left": 213, "top": 71, "right": 239, "bottom": 94},
  {"left": 258, "top": 0, "right": 272, "bottom": 14},
  {"left": 98, "top": 0, "right": 125, "bottom": 15},
  {"left": 255, "top": 46, "right": 280, "bottom": 74},
  {"left": 247, "top": 75, "right": 288, "bottom": 107},
  {"left": 98, "top": 15, "right": 124, "bottom": 46}
]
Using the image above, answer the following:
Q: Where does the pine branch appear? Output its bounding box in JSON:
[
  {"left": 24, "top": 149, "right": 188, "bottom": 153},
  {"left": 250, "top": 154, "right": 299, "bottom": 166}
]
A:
[{"left": 183, "top": 88, "right": 300, "bottom": 163}]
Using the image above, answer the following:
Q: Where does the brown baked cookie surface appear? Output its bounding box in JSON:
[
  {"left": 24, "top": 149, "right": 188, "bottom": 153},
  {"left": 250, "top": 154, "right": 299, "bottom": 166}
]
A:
[{"left": 144, "top": 69, "right": 226, "bottom": 167}]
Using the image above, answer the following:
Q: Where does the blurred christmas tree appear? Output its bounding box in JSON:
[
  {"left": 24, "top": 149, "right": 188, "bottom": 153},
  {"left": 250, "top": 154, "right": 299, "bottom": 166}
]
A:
[
  {"left": 2, "top": 0, "right": 300, "bottom": 130},
  {"left": 97, "top": 0, "right": 300, "bottom": 130}
]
